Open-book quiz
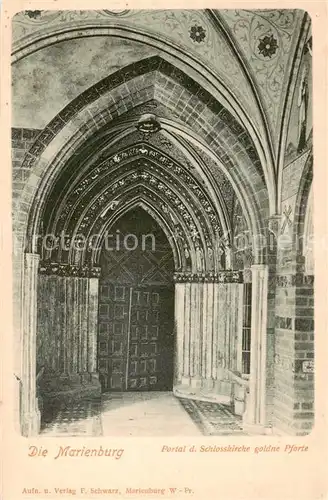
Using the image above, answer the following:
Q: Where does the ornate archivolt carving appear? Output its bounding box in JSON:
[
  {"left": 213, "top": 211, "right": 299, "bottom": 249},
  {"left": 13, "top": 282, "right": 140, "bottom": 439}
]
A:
[
  {"left": 77, "top": 148, "right": 217, "bottom": 233},
  {"left": 173, "top": 270, "right": 243, "bottom": 283},
  {"left": 40, "top": 143, "right": 227, "bottom": 274},
  {"left": 52, "top": 144, "right": 216, "bottom": 229},
  {"left": 71, "top": 170, "right": 209, "bottom": 242},
  {"left": 38, "top": 261, "right": 101, "bottom": 278}
]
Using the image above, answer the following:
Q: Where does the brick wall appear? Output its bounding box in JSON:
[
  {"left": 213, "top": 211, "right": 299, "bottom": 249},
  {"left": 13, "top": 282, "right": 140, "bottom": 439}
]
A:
[
  {"left": 273, "top": 274, "right": 314, "bottom": 434},
  {"left": 12, "top": 128, "right": 42, "bottom": 208},
  {"left": 13, "top": 58, "right": 269, "bottom": 254},
  {"left": 273, "top": 150, "right": 314, "bottom": 435},
  {"left": 12, "top": 128, "right": 43, "bottom": 377},
  {"left": 265, "top": 240, "right": 278, "bottom": 428}
]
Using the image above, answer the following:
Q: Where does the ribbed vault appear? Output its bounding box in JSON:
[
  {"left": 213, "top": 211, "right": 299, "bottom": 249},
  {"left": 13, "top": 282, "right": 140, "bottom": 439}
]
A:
[{"left": 21, "top": 56, "right": 271, "bottom": 269}]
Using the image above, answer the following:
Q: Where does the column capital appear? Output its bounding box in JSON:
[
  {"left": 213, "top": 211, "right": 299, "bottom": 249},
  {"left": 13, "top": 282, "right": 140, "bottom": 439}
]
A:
[
  {"left": 38, "top": 261, "right": 101, "bottom": 278},
  {"left": 25, "top": 252, "right": 40, "bottom": 264},
  {"left": 89, "top": 276, "right": 99, "bottom": 294},
  {"left": 245, "top": 263, "right": 269, "bottom": 428},
  {"left": 173, "top": 271, "right": 243, "bottom": 283},
  {"left": 251, "top": 264, "right": 269, "bottom": 272},
  {"left": 268, "top": 214, "right": 281, "bottom": 225},
  {"left": 22, "top": 251, "right": 41, "bottom": 436}
]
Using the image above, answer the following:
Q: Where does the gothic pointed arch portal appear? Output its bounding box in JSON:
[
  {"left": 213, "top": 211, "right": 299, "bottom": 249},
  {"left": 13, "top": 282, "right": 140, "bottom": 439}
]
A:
[
  {"left": 37, "top": 142, "right": 230, "bottom": 276},
  {"left": 34, "top": 137, "right": 246, "bottom": 416},
  {"left": 17, "top": 55, "right": 272, "bottom": 436}
]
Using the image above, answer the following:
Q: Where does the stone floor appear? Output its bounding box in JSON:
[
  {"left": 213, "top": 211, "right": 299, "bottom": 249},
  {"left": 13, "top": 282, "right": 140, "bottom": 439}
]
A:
[
  {"left": 40, "top": 391, "right": 245, "bottom": 437},
  {"left": 100, "top": 392, "right": 202, "bottom": 436},
  {"left": 40, "top": 398, "right": 102, "bottom": 437},
  {"left": 178, "top": 398, "right": 246, "bottom": 436}
]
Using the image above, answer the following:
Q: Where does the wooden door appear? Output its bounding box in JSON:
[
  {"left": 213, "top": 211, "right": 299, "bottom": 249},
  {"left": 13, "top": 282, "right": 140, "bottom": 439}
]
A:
[
  {"left": 97, "top": 209, "right": 175, "bottom": 392},
  {"left": 98, "top": 283, "right": 131, "bottom": 391},
  {"left": 128, "top": 285, "right": 174, "bottom": 391},
  {"left": 98, "top": 283, "right": 174, "bottom": 391}
]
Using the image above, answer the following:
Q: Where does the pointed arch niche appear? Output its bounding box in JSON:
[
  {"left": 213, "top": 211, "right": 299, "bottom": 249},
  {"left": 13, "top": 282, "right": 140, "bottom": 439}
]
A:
[
  {"left": 31, "top": 141, "right": 246, "bottom": 429},
  {"left": 16, "top": 55, "right": 271, "bottom": 435}
]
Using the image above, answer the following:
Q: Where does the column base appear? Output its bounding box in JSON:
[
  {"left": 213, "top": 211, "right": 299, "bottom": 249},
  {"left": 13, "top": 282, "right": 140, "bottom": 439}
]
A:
[
  {"left": 202, "top": 378, "right": 214, "bottom": 391},
  {"left": 214, "top": 380, "right": 233, "bottom": 398},
  {"left": 173, "top": 380, "right": 231, "bottom": 405},
  {"left": 39, "top": 372, "right": 101, "bottom": 404},
  {"left": 190, "top": 376, "right": 202, "bottom": 389},
  {"left": 180, "top": 376, "right": 191, "bottom": 387},
  {"left": 242, "top": 422, "right": 268, "bottom": 435},
  {"left": 270, "top": 425, "right": 296, "bottom": 436},
  {"left": 233, "top": 398, "right": 245, "bottom": 417},
  {"left": 242, "top": 403, "right": 269, "bottom": 435},
  {"left": 21, "top": 408, "right": 41, "bottom": 437}
]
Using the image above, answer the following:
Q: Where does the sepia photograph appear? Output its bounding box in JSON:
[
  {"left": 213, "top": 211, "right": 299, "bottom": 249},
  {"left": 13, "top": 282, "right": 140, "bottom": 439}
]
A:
[{"left": 11, "top": 8, "right": 314, "bottom": 439}]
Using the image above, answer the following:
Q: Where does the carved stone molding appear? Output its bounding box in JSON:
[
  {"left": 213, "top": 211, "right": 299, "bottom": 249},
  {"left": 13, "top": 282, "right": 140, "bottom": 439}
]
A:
[
  {"left": 173, "top": 270, "right": 243, "bottom": 283},
  {"left": 40, "top": 141, "right": 226, "bottom": 272},
  {"left": 49, "top": 143, "right": 221, "bottom": 240},
  {"left": 275, "top": 273, "right": 314, "bottom": 288},
  {"left": 243, "top": 264, "right": 268, "bottom": 430},
  {"left": 21, "top": 253, "right": 41, "bottom": 436},
  {"left": 39, "top": 261, "right": 101, "bottom": 278},
  {"left": 20, "top": 55, "right": 260, "bottom": 176}
]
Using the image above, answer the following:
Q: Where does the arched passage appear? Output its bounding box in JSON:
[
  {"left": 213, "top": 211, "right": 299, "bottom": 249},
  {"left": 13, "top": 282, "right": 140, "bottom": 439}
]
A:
[
  {"left": 16, "top": 56, "right": 270, "bottom": 259},
  {"left": 97, "top": 207, "right": 175, "bottom": 393},
  {"left": 11, "top": 9, "right": 315, "bottom": 439},
  {"left": 12, "top": 19, "right": 276, "bottom": 191},
  {"left": 16, "top": 55, "right": 270, "bottom": 436}
]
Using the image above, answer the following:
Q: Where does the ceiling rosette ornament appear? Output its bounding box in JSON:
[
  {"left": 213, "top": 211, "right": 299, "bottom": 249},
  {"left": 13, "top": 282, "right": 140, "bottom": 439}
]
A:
[
  {"left": 189, "top": 25, "right": 207, "bottom": 43},
  {"left": 257, "top": 34, "right": 279, "bottom": 59},
  {"left": 19, "top": 10, "right": 62, "bottom": 24},
  {"left": 24, "top": 10, "right": 42, "bottom": 20},
  {"left": 220, "top": 9, "right": 302, "bottom": 132}
]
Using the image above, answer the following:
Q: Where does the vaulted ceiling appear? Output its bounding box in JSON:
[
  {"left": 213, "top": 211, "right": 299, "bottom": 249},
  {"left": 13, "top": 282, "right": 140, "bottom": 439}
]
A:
[
  {"left": 12, "top": 9, "right": 311, "bottom": 268},
  {"left": 12, "top": 9, "right": 310, "bottom": 147}
]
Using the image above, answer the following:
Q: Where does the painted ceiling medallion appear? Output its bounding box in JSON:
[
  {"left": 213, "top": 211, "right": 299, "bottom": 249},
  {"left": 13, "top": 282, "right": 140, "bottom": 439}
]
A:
[
  {"left": 24, "top": 10, "right": 42, "bottom": 19},
  {"left": 136, "top": 114, "right": 161, "bottom": 138},
  {"left": 189, "top": 25, "right": 206, "bottom": 43},
  {"left": 258, "top": 34, "right": 279, "bottom": 58}
]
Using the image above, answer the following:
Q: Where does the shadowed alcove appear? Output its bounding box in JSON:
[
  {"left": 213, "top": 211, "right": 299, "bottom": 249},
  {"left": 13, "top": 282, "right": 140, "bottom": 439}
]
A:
[{"left": 97, "top": 208, "right": 175, "bottom": 393}]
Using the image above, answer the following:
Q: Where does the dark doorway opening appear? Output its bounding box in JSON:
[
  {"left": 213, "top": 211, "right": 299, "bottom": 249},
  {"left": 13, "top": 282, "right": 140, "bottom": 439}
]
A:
[{"left": 97, "top": 208, "right": 175, "bottom": 392}]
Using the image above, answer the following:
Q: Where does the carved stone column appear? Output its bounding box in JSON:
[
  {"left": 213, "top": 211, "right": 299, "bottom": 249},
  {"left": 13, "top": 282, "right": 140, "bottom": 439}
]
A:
[
  {"left": 174, "top": 282, "right": 186, "bottom": 385},
  {"left": 36, "top": 264, "right": 102, "bottom": 407},
  {"left": 211, "top": 283, "right": 219, "bottom": 382},
  {"left": 181, "top": 282, "right": 191, "bottom": 385},
  {"left": 203, "top": 282, "right": 214, "bottom": 390},
  {"left": 173, "top": 271, "right": 243, "bottom": 401},
  {"left": 244, "top": 264, "right": 269, "bottom": 431},
  {"left": 87, "top": 278, "right": 99, "bottom": 375},
  {"left": 190, "top": 283, "right": 202, "bottom": 388},
  {"left": 201, "top": 282, "right": 208, "bottom": 382},
  {"left": 21, "top": 253, "right": 41, "bottom": 436}
]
